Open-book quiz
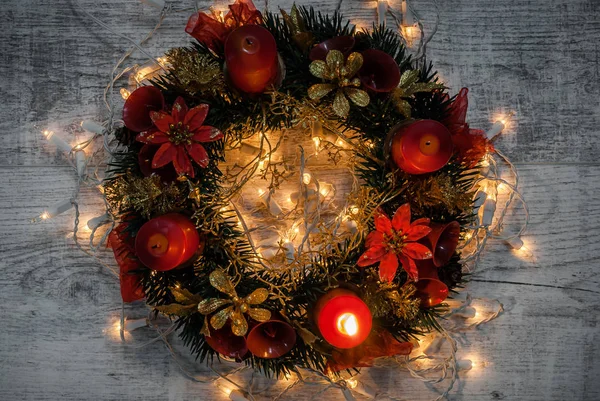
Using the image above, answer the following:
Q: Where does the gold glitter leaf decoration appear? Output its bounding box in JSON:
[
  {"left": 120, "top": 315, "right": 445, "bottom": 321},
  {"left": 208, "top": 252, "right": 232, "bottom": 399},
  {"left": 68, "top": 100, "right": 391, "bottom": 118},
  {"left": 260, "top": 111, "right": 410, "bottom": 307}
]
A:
[
  {"left": 309, "top": 60, "right": 330, "bottom": 79},
  {"left": 210, "top": 269, "right": 236, "bottom": 296},
  {"left": 210, "top": 306, "right": 233, "bottom": 330},
  {"left": 281, "top": 4, "right": 314, "bottom": 51},
  {"left": 344, "top": 88, "right": 370, "bottom": 107},
  {"left": 247, "top": 308, "right": 272, "bottom": 322},
  {"left": 392, "top": 69, "right": 445, "bottom": 117},
  {"left": 308, "top": 83, "right": 335, "bottom": 100},
  {"left": 344, "top": 52, "right": 363, "bottom": 77},
  {"left": 198, "top": 298, "right": 230, "bottom": 314},
  {"left": 308, "top": 50, "right": 370, "bottom": 118},
  {"left": 230, "top": 310, "right": 248, "bottom": 337},
  {"left": 399, "top": 69, "right": 420, "bottom": 88},
  {"left": 326, "top": 50, "right": 345, "bottom": 72},
  {"left": 245, "top": 288, "right": 269, "bottom": 305},
  {"left": 198, "top": 269, "right": 272, "bottom": 337},
  {"left": 154, "top": 304, "right": 197, "bottom": 316},
  {"left": 333, "top": 90, "right": 350, "bottom": 118}
]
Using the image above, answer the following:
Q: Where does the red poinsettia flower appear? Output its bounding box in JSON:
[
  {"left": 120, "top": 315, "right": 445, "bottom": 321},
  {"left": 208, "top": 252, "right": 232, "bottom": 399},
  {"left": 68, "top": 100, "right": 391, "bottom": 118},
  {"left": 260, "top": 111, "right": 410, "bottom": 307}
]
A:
[
  {"left": 185, "top": 0, "right": 262, "bottom": 51},
  {"left": 443, "top": 88, "right": 494, "bottom": 168},
  {"left": 135, "top": 97, "right": 223, "bottom": 178},
  {"left": 357, "top": 203, "right": 433, "bottom": 282}
]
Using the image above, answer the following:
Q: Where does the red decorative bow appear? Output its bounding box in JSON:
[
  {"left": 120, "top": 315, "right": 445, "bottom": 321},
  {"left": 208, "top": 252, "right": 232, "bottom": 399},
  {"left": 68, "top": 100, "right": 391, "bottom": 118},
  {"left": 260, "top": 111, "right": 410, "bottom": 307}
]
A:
[
  {"left": 326, "top": 328, "right": 414, "bottom": 373},
  {"left": 185, "top": 0, "right": 262, "bottom": 51},
  {"left": 108, "top": 221, "right": 145, "bottom": 303},
  {"left": 443, "top": 88, "right": 494, "bottom": 168}
]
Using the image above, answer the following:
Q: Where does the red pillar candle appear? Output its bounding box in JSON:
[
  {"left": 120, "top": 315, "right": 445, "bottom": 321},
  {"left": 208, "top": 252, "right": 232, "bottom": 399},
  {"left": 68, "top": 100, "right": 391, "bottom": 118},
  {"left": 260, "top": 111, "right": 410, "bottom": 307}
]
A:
[
  {"left": 314, "top": 289, "right": 372, "bottom": 349},
  {"left": 389, "top": 119, "right": 453, "bottom": 174},
  {"left": 224, "top": 25, "right": 279, "bottom": 94},
  {"left": 134, "top": 213, "right": 200, "bottom": 271}
]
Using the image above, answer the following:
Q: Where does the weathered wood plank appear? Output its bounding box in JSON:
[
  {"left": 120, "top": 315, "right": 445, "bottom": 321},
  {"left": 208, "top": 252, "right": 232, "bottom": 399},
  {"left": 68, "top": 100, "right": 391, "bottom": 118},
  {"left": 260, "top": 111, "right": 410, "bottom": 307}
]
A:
[
  {"left": 1, "top": 0, "right": 599, "bottom": 165},
  {"left": 1, "top": 164, "right": 598, "bottom": 400}
]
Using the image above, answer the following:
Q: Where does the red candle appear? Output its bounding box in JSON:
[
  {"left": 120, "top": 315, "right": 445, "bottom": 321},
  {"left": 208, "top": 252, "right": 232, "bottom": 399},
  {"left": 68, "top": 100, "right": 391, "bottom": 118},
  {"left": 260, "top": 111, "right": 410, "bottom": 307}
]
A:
[
  {"left": 389, "top": 119, "right": 453, "bottom": 174},
  {"left": 224, "top": 25, "right": 279, "bottom": 94},
  {"left": 134, "top": 213, "right": 200, "bottom": 271},
  {"left": 314, "top": 289, "right": 372, "bottom": 349}
]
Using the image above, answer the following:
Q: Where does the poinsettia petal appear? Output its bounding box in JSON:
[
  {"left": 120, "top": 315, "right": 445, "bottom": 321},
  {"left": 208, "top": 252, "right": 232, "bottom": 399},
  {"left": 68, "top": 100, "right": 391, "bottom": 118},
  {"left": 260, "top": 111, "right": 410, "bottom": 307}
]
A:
[
  {"left": 173, "top": 146, "right": 194, "bottom": 177},
  {"left": 171, "top": 97, "right": 188, "bottom": 122},
  {"left": 136, "top": 129, "right": 169, "bottom": 144},
  {"left": 402, "top": 243, "right": 433, "bottom": 260},
  {"left": 192, "top": 126, "right": 223, "bottom": 142},
  {"left": 412, "top": 218, "right": 431, "bottom": 226},
  {"left": 374, "top": 211, "right": 393, "bottom": 235},
  {"left": 184, "top": 104, "right": 209, "bottom": 131},
  {"left": 379, "top": 251, "right": 399, "bottom": 282},
  {"left": 398, "top": 254, "right": 418, "bottom": 281},
  {"left": 150, "top": 111, "right": 174, "bottom": 133},
  {"left": 365, "top": 231, "right": 384, "bottom": 249},
  {"left": 405, "top": 225, "right": 432, "bottom": 241},
  {"left": 152, "top": 143, "right": 177, "bottom": 168},
  {"left": 357, "top": 245, "right": 387, "bottom": 267},
  {"left": 392, "top": 203, "right": 411, "bottom": 233},
  {"left": 186, "top": 143, "right": 209, "bottom": 168}
]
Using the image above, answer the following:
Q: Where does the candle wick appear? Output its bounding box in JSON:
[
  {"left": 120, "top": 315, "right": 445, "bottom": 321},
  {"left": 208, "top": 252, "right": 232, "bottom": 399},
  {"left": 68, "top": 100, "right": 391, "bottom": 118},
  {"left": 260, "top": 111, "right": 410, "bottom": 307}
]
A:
[{"left": 151, "top": 243, "right": 161, "bottom": 249}]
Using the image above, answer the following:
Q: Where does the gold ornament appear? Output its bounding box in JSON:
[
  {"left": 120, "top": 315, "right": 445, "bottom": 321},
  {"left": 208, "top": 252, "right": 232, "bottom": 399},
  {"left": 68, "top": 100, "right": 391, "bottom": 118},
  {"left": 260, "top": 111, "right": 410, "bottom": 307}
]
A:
[
  {"left": 197, "top": 269, "right": 271, "bottom": 336},
  {"left": 103, "top": 172, "right": 182, "bottom": 219},
  {"left": 363, "top": 270, "right": 420, "bottom": 321},
  {"left": 308, "top": 50, "right": 370, "bottom": 118},
  {"left": 165, "top": 47, "right": 225, "bottom": 96},
  {"left": 153, "top": 287, "right": 204, "bottom": 317},
  {"left": 281, "top": 4, "right": 314, "bottom": 52},
  {"left": 391, "top": 69, "right": 445, "bottom": 118}
]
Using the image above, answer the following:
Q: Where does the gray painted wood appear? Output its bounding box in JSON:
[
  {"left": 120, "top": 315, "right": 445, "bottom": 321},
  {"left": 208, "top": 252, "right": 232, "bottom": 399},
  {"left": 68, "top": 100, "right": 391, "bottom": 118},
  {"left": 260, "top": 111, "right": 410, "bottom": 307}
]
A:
[{"left": 1, "top": 0, "right": 599, "bottom": 400}]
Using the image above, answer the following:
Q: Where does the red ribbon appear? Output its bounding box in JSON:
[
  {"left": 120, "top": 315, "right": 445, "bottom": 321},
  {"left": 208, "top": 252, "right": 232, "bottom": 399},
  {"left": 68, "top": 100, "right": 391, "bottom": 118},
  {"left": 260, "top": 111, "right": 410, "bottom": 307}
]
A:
[
  {"left": 185, "top": 0, "right": 262, "bottom": 51},
  {"left": 326, "top": 329, "right": 414, "bottom": 373},
  {"left": 444, "top": 88, "right": 494, "bottom": 168},
  {"left": 107, "top": 221, "right": 145, "bottom": 303}
]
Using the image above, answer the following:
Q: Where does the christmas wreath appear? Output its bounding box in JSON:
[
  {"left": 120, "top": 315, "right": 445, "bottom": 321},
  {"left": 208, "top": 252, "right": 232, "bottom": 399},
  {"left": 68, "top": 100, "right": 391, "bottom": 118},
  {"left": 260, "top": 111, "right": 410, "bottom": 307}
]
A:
[{"left": 103, "top": 0, "right": 497, "bottom": 379}]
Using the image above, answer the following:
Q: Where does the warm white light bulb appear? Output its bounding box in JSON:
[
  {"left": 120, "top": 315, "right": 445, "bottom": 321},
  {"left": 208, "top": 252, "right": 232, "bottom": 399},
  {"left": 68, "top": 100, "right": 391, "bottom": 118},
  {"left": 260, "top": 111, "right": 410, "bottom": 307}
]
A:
[
  {"left": 302, "top": 172, "right": 312, "bottom": 185},
  {"left": 120, "top": 88, "right": 131, "bottom": 100}
]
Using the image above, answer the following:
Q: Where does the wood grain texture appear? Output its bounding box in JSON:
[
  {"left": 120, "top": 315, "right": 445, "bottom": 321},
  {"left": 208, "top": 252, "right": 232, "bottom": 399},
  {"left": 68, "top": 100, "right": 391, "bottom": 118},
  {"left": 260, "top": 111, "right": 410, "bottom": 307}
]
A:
[{"left": 1, "top": 0, "right": 599, "bottom": 400}]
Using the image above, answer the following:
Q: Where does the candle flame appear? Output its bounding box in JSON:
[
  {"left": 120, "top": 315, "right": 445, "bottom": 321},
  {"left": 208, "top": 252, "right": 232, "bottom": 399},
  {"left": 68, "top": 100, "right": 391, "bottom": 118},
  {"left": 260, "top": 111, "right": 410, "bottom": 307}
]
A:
[{"left": 337, "top": 313, "right": 358, "bottom": 336}]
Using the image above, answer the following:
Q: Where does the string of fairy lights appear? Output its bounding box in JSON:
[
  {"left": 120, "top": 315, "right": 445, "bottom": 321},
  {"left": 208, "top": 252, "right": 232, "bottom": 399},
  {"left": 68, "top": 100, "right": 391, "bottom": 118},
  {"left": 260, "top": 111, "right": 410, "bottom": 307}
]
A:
[{"left": 35, "top": 0, "right": 529, "bottom": 400}]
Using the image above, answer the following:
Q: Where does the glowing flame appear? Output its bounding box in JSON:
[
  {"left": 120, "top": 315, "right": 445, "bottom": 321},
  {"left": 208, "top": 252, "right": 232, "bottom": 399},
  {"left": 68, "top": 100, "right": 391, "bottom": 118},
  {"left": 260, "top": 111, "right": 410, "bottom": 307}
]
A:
[{"left": 337, "top": 313, "right": 358, "bottom": 336}]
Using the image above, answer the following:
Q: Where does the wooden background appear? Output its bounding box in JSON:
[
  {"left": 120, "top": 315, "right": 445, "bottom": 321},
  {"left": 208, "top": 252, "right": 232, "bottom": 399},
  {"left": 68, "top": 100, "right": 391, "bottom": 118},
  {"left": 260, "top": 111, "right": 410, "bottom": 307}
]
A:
[{"left": 1, "top": 0, "right": 599, "bottom": 400}]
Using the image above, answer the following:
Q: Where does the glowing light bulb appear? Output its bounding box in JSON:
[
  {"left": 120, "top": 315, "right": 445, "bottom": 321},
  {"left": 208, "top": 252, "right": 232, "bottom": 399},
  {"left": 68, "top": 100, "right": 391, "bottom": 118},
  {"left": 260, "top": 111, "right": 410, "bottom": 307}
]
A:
[
  {"left": 346, "top": 378, "right": 358, "bottom": 389},
  {"left": 39, "top": 211, "right": 50, "bottom": 220},
  {"left": 120, "top": 88, "right": 131, "bottom": 100},
  {"left": 336, "top": 138, "right": 344, "bottom": 147},
  {"left": 337, "top": 313, "right": 358, "bottom": 336},
  {"left": 257, "top": 188, "right": 265, "bottom": 196},
  {"left": 349, "top": 205, "right": 359, "bottom": 215},
  {"left": 312, "top": 136, "right": 321, "bottom": 153},
  {"left": 302, "top": 172, "right": 312, "bottom": 185}
]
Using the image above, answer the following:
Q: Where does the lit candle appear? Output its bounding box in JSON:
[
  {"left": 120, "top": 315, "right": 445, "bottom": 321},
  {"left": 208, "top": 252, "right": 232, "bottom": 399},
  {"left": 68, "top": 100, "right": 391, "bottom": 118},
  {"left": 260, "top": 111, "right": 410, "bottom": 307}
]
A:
[
  {"left": 134, "top": 213, "right": 200, "bottom": 271},
  {"left": 224, "top": 25, "right": 279, "bottom": 94},
  {"left": 388, "top": 120, "right": 453, "bottom": 174},
  {"left": 314, "top": 289, "right": 372, "bottom": 349}
]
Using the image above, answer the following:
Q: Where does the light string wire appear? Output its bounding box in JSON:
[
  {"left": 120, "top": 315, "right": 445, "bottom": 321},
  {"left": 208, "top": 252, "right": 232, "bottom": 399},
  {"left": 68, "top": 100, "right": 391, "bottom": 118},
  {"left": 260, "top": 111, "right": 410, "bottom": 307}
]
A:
[{"left": 37, "top": 1, "right": 527, "bottom": 400}]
